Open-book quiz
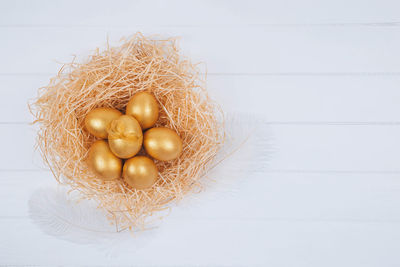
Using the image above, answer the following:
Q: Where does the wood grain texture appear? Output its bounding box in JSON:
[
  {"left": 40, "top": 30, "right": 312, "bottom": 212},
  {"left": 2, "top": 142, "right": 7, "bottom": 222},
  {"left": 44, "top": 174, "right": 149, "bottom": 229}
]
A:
[
  {"left": 1, "top": 218, "right": 400, "bottom": 266},
  {"left": 1, "top": 0, "right": 400, "bottom": 26},
  {"left": 2, "top": 171, "right": 400, "bottom": 223},
  {"left": 1, "top": 0, "right": 400, "bottom": 266},
  {"left": 2, "top": 124, "right": 400, "bottom": 172},
  {"left": 2, "top": 75, "right": 400, "bottom": 123},
  {"left": 2, "top": 27, "right": 400, "bottom": 74}
]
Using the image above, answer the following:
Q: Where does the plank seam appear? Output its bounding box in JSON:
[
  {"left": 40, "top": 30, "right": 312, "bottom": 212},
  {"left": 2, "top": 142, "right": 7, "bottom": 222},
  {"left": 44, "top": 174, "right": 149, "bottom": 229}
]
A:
[
  {"left": 2, "top": 72, "right": 400, "bottom": 76},
  {"left": 1, "top": 216, "right": 400, "bottom": 224},
  {"left": 5, "top": 121, "right": 400, "bottom": 125},
  {"left": 0, "top": 169, "right": 399, "bottom": 174},
  {"left": 1, "top": 21, "right": 400, "bottom": 28}
]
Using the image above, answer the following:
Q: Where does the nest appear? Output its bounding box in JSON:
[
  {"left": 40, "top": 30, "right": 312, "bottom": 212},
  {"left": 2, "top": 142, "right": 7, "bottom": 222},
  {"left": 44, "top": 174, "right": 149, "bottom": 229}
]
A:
[{"left": 31, "top": 33, "right": 225, "bottom": 231}]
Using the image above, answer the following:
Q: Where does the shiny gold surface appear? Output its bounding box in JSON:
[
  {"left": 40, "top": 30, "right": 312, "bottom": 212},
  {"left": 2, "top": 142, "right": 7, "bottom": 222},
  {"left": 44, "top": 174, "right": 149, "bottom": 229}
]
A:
[
  {"left": 123, "top": 156, "right": 158, "bottom": 189},
  {"left": 143, "top": 127, "right": 183, "bottom": 161},
  {"left": 108, "top": 115, "right": 143, "bottom": 159},
  {"left": 87, "top": 140, "right": 122, "bottom": 180},
  {"left": 84, "top": 107, "right": 122, "bottom": 139},
  {"left": 126, "top": 92, "right": 159, "bottom": 129}
]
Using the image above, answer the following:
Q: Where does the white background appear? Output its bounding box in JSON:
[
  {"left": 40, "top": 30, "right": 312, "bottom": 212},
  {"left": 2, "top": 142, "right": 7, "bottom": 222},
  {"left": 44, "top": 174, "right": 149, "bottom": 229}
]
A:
[{"left": 1, "top": 0, "right": 400, "bottom": 266}]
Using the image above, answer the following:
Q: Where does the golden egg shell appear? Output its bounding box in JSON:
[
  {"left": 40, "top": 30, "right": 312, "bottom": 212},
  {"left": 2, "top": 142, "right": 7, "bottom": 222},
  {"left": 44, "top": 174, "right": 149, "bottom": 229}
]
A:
[
  {"left": 84, "top": 107, "right": 122, "bottom": 139},
  {"left": 126, "top": 92, "right": 159, "bottom": 129},
  {"left": 123, "top": 156, "right": 158, "bottom": 190},
  {"left": 143, "top": 127, "right": 183, "bottom": 161},
  {"left": 87, "top": 140, "right": 122, "bottom": 181},
  {"left": 107, "top": 115, "right": 143, "bottom": 159}
]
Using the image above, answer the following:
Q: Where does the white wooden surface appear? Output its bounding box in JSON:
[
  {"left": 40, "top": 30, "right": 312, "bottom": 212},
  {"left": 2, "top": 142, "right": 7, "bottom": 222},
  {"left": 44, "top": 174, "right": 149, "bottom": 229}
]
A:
[{"left": 1, "top": 0, "right": 400, "bottom": 266}]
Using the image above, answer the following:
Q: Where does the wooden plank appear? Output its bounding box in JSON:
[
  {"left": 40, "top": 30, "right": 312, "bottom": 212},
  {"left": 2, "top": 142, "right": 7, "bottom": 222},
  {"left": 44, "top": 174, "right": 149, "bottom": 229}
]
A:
[
  {"left": 3, "top": 74, "right": 400, "bottom": 123},
  {"left": 1, "top": 0, "right": 400, "bottom": 26},
  {"left": 1, "top": 27, "right": 400, "bottom": 74},
  {"left": 0, "top": 171, "right": 54, "bottom": 217},
  {"left": 1, "top": 171, "right": 400, "bottom": 223},
  {"left": 2, "top": 124, "right": 400, "bottom": 171},
  {"left": 1, "top": 217, "right": 400, "bottom": 266}
]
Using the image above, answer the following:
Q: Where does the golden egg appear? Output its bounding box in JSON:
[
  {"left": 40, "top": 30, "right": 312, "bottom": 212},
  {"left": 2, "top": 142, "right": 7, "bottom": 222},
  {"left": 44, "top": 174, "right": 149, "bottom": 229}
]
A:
[
  {"left": 87, "top": 140, "right": 122, "bottom": 180},
  {"left": 123, "top": 156, "right": 158, "bottom": 190},
  {"left": 143, "top": 127, "right": 183, "bottom": 161},
  {"left": 84, "top": 108, "right": 122, "bottom": 139},
  {"left": 107, "top": 115, "right": 143, "bottom": 159},
  {"left": 126, "top": 92, "right": 159, "bottom": 129}
]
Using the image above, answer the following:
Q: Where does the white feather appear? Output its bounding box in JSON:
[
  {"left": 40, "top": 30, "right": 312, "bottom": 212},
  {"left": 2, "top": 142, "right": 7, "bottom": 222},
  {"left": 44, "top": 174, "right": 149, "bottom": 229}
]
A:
[
  {"left": 29, "top": 186, "right": 156, "bottom": 254},
  {"left": 28, "top": 113, "right": 271, "bottom": 249},
  {"left": 179, "top": 113, "right": 272, "bottom": 205}
]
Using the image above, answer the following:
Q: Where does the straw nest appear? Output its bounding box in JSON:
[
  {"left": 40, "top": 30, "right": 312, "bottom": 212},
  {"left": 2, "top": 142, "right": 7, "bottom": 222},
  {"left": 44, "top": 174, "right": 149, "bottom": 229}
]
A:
[{"left": 31, "top": 33, "right": 225, "bottom": 231}]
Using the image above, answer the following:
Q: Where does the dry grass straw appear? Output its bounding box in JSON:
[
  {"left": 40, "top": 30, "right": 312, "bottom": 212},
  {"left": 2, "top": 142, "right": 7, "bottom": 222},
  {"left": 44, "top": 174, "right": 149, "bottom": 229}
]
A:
[{"left": 31, "top": 33, "right": 225, "bottom": 231}]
